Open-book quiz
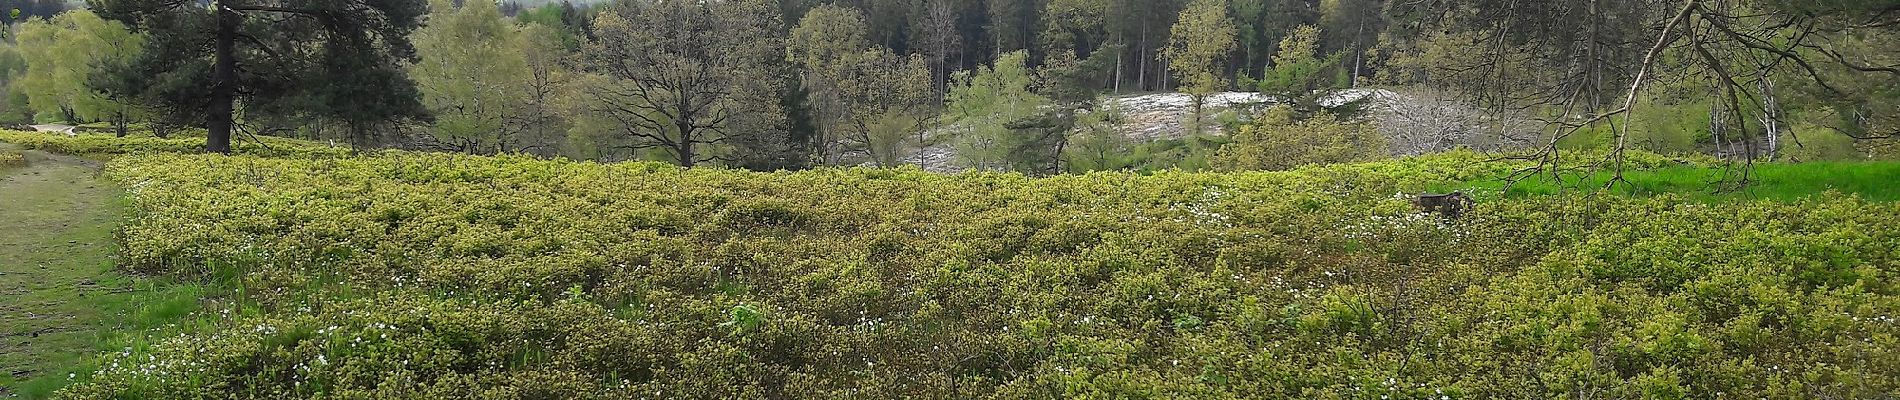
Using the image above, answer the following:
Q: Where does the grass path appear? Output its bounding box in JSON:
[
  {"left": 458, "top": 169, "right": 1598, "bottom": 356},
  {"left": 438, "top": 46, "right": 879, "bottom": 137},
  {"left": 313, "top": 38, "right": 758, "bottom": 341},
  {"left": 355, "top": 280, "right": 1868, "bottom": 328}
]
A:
[{"left": 0, "top": 144, "right": 136, "bottom": 398}]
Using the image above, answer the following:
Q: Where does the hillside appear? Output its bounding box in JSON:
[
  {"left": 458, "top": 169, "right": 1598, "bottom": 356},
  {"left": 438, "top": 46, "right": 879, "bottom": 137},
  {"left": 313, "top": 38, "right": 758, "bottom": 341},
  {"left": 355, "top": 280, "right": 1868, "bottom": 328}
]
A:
[
  {"left": 892, "top": 91, "right": 1285, "bottom": 173},
  {"left": 895, "top": 89, "right": 1531, "bottom": 173},
  {"left": 3, "top": 133, "right": 1893, "bottom": 398},
  {"left": 3, "top": 0, "right": 1894, "bottom": 396}
]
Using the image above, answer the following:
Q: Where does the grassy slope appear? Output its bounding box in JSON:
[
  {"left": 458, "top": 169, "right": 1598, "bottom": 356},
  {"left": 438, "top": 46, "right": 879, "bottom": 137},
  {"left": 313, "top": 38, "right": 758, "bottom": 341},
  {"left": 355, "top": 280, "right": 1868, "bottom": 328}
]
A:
[
  {"left": 1434, "top": 161, "right": 1900, "bottom": 202},
  {"left": 61, "top": 151, "right": 1900, "bottom": 397},
  {"left": 2, "top": 133, "right": 1895, "bottom": 397},
  {"left": 0, "top": 146, "right": 198, "bottom": 399}
]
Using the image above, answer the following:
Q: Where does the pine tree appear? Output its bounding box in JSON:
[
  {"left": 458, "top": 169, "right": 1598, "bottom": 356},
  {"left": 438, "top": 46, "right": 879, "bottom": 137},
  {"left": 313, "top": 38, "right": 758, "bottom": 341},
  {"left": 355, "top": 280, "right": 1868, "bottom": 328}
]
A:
[{"left": 94, "top": 0, "right": 431, "bottom": 153}]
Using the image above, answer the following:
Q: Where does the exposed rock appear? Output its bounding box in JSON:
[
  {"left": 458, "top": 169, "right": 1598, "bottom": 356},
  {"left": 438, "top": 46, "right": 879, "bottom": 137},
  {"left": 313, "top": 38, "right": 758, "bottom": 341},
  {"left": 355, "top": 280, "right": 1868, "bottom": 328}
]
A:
[
  {"left": 884, "top": 88, "right": 1535, "bottom": 173},
  {"left": 1110, "top": 92, "right": 1274, "bottom": 141}
]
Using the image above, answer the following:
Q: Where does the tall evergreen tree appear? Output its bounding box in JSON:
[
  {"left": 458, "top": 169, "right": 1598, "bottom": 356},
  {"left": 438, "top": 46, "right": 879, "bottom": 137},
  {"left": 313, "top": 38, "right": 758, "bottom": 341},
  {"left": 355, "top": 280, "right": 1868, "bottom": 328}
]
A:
[{"left": 92, "top": 0, "right": 431, "bottom": 153}]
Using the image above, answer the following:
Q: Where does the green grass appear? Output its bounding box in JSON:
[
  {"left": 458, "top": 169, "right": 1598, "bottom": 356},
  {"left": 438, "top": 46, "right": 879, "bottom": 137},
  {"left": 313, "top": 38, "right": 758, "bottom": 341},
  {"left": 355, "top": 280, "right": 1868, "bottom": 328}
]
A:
[
  {"left": 68, "top": 123, "right": 210, "bottom": 139},
  {"left": 0, "top": 146, "right": 201, "bottom": 399},
  {"left": 1437, "top": 161, "right": 1900, "bottom": 202}
]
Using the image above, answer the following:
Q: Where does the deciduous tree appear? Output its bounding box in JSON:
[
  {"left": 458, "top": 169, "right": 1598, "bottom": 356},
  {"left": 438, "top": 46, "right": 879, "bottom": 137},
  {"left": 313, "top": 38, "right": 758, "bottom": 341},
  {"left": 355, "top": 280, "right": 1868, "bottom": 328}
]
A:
[
  {"left": 410, "top": 0, "right": 531, "bottom": 154},
  {"left": 15, "top": 10, "right": 143, "bottom": 135},
  {"left": 944, "top": 51, "right": 1053, "bottom": 172},
  {"left": 1214, "top": 104, "right": 1387, "bottom": 171},
  {"left": 581, "top": 0, "right": 790, "bottom": 167},
  {"left": 1163, "top": 0, "right": 1235, "bottom": 135},
  {"left": 791, "top": 5, "right": 935, "bottom": 167}
]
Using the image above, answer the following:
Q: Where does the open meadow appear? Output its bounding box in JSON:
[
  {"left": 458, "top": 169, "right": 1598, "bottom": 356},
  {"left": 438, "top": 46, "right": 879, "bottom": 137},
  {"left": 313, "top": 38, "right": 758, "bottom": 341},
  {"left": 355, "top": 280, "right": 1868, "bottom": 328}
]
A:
[
  {"left": 3, "top": 131, "right": 1895, "bottom": 398},
  {"left": 2, "top": 0, "right": 1898, "bottom": 397}
]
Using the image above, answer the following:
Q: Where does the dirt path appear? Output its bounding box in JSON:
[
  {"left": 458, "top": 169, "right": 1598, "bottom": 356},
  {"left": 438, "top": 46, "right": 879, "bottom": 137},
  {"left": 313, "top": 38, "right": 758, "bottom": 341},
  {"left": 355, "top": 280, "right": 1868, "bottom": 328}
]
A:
[{"left": 0, "top": 144, "right": 128, "bottom": 397}]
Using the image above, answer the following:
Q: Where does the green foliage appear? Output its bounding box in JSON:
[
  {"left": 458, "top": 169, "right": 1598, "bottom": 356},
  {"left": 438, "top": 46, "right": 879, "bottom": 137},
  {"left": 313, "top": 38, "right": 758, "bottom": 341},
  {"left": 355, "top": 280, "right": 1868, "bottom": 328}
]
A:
[
  {"left": 1126, "top": 135, "right": 1231, "bottom": 171},
  {"left": 1249, "top": 24, "right": 1352, "bottom": 114},
  {"left": 408, "top": 0, "right": 566, "bottom": 155},
  {"left": 787, "top": 5, "right": 872, "bottom": 71},
  {"left": 0, "top": 130, "right": 348, "bottom": 158},
  {"left": 944, "top": 51, "right": 1055, "bottom": 172},
  {"left": 1860, "top": 138, "right": 1900, "bottom": 161},
  {"left": 0, "top": 147, "right": 22, "bottom": 167},
  {"left": 1163, "top": 0, "right": 1237, "bottom": 98},
  {"left": 1163, "top": 0, "right": 1237, "bottom": 135},
  {"left": 1255, "top": 25, "right": 1322, "bottom": 94},
  {"left": 1063, "top": 100, "right": 1234, "bottom": 173},
  {"left": 791, "top": 5, "right": 935, "bottom": 167},
  {"left": 513, "top": 1, "right": 592, "bottom": 50},
  {"left": 1214, "top": 105, "right": 1389, "bottom": 171},
  {"left": 12, "top": 10, "right": 144, "bottom": 127},
  {"left": 1780, "top": 121, "right": 1865, "bottom": 163},
  {"left": 1037, "top": 0, "right": 1109, "bottom": 62},
  {"left": 1446, "top": 160, "right": 1900, "bottom": 202},
  {"left": 578, "top": 0, "right": 791, "bottom": 168},
  {"left": 92, "top": 0, "right": 432, "bottom": 151},
  {"left": 1062, "top": 98, "right": 1131, "bottom": 172},
  {"left": 1552, "top": 99, "right": 1882, "bottom": 162},
  {"left": 0, "top": 43, "right": 30, "bottom": 125},
  {"left": 23, "top": 142, "right": 1893, "bottom": 398}
]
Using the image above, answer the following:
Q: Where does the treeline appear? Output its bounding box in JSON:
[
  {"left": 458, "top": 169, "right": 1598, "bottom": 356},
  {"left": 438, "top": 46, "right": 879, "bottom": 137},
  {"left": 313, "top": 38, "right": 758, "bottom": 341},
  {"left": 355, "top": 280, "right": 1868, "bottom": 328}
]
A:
[
  {"left": 0, "top": 0, "right": 1893, "bottom": 173},
  {"left": 0, "top": 0, "right": 67, "bottom": 24}
]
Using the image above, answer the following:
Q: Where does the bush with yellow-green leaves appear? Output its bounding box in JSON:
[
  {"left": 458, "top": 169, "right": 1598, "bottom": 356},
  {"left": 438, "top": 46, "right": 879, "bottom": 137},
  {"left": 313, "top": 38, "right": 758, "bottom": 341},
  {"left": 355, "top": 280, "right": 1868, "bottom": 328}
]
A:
[
  {"left": 56, "top": 148, "right": 1898, "bottom": 398},
  {"left": 1213, "top": 105, "right": 1390, "bottom": 172},
  {"left": 0, "top": 129, "right": 350, "bottom": 158},
  {"left": 0, "top": 148, "right": 23, "bottom": 167}
]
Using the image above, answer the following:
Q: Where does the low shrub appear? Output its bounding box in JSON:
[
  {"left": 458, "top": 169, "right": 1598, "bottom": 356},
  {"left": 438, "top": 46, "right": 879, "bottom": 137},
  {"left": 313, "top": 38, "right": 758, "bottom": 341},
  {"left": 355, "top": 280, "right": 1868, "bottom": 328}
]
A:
[
  {"left": 59, "top": 150, "right": 1899, "bottom": 398},
  {"left": 0, "top": 148, "right": 23, "bottom": 167},
  {"left": 0, "top": 130, "right": 350, "bottom": 158}
]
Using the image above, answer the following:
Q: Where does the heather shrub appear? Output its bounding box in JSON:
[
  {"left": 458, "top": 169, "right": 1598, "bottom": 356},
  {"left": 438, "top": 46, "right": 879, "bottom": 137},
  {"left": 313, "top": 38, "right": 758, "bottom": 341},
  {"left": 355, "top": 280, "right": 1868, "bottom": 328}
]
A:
[{"left": 46, "top": 148, "right": 1900, "bottom": 398}]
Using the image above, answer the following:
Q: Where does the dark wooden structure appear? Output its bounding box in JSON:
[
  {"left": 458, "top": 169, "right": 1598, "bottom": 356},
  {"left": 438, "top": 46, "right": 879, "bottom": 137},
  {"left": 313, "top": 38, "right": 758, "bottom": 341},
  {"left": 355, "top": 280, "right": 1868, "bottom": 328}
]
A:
[{"left": 1412, "top": 192, "right": 1474, "bottom": 219}]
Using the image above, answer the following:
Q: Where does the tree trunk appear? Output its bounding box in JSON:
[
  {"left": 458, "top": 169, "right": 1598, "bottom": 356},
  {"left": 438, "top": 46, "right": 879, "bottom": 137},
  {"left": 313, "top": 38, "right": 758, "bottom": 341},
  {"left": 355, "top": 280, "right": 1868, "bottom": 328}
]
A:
[
  {"left": 1757, "top": 74, "right": 1781, "bottom": 161},
  {"left": 677, "top": 142, "right": 696, "bottom": 168},
  {"left": 1190, "top": 96, "right": 1203, "bottom": 136},
  {"left": 676, "top": 117, "right": 697, "bottom": 167},
  {"left": 349, "top": 121, "right": 365, "bottom": 154},
  {"left": 1137, "top": 28, "right": 1148, "bottom": 92},
  {"left": 1351, "top": 18, "right": 1366, "bottom": 88},
  {"left": 1159, "top": 55, "right": 1169, "bottom": 91},
  {"left": 1241, "top": 40, "right": 1252, "bottom": 83},
  {"left": 207, "top": 4, "right": 239, "bottom": 154},
  {"left": 1052, "top": 134, "right": 1066, "bottom": 174},
  {"left": 114, "top": 110, "right": 127, "bottom": 138},
  {"left": 1710, "top": 99, "right": 1725, "bottom": 157}
]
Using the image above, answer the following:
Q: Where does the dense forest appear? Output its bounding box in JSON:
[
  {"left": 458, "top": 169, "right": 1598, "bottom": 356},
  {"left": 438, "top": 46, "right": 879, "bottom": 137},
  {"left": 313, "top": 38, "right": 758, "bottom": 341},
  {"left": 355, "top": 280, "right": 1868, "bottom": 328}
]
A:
[{"left": 0, "top": 0, "right": 1893, "bottom": 174}]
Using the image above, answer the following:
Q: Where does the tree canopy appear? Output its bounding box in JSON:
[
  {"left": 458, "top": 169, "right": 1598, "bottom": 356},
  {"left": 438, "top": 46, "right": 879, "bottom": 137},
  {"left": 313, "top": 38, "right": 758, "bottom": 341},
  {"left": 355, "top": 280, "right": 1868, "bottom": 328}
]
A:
[
  {"left": 0, "top": 0, "right": 1878, "bottom": 171},
  {"left": 579, "top": 0, "right": 790, "bottom": 167},
  {"left": 14, "top": 9, "right": 141, "bottom": 132},
  {"left": 92, "top": 0, "right": 431, "bottom": 152}
]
